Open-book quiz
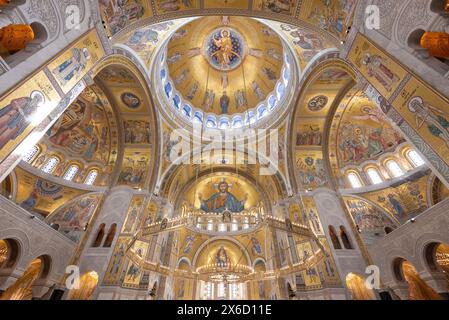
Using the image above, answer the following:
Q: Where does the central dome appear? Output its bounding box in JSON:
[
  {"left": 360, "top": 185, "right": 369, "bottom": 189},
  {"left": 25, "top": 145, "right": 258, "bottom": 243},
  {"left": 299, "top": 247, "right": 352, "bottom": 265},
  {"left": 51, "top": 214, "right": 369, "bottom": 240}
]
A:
[{"left": 158, "top": 16, "right": 293, "bottom": 129}]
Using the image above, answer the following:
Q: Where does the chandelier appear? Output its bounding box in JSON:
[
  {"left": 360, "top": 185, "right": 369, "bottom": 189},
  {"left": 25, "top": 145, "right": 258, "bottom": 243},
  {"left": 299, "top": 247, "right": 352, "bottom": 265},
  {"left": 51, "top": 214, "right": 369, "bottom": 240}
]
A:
[{"left": 196, "top": 262, "right": 254, "bottom": 283}]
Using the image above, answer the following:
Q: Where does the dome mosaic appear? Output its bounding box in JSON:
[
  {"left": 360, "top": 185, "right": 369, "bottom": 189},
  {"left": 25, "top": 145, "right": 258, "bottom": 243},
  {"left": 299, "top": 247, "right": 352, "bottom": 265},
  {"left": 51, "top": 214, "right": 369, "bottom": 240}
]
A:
[{"left": 157, "top": 16, "right": 294, "bottom": 129}]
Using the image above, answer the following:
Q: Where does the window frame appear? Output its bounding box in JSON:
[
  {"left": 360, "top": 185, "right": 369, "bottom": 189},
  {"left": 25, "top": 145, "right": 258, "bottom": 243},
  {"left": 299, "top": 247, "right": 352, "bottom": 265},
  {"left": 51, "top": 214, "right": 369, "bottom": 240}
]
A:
[
  {"left": 347, "top": 171, "right": 363, "bottom": 189},
  {"left": 63, "top": 164, "right": 80, "bottom": 181},
  {"left": 41, "top": 156, "right": 60, "bottom": 174},
  {"left": 366, "top": 167, "right": 384, "bottom": 185},
  {"left": 406, "top": 149, "right": 425, "bottom": 168},
  {"left": 84, "top": 169, "right": 99, "bottom": 186},
  {"left": 386, "top": 160, "right": 405, "bottom": 178}
]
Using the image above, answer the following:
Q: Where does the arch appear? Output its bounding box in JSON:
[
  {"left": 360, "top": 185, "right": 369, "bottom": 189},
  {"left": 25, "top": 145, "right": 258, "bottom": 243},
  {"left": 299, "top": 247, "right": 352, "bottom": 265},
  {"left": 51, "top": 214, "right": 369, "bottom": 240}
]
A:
[
  {"left": 177, "top": 257, "right": 192, "bottom": 270},
  {"left": 339, "top": 226, "right": 353, "bottom": 250},
  {"left": 430, "top": 0, "right": 448, "bottom": 13},
  {"left": 366, "top": 167, "right": 384, "bottom": 185},
  {"left": 0, "top": 238, "right": 20, "bottom": 270},
  {"left": 192, "top": 236, "right": 251, "bottom": 268},
  {"left": 392, "top": 257, "right": 407, "bottom": 282},
  {"left": 1, "top": 21, "right": 48, "bottom": 67},
  {"left": 407, "top": 28, "right": 427, "bottom": 51},
  {"left": 430, "top": 175, "right": 449, "bottom": 205},
  {"left": 103, "top": 224, "right": 117, "bottom": 248},
  {"left": 253, "top": 258, "right": 267, "bottom": 271},
  {"left": 345, "top": 272, "right": 376, "bottom": 300},
  {"left": 92, "top": 54, "right": 161, "bottom": 192},
  {"left": 393, "top": 257, "right": 442, "bottom": 300},
  {"left": 22, "top": 145, "right": 40, "bottom": 164},
  {"left": 402, "top": 260, "right": 442, "bottom": 300},
  {"left": 328, "top": 225, "right": 342, "bottom": 250},
  {"left": 84, "top": 169, "right": 99, "bottom": 186},
  {"left": 63, "top": 164, "right": 80, "bottom": 181},
  {"left": 288, "top": 58, "right": 357, "bottom": 193},
  {"left": 165, "top": 163, "right": 282, "bottom": 213},
  {"left": 0, "top": 175, "right": 13, "bottom": 199},
  {"left": 424, "top": 242, "right": 449, "bottom": 275},
  {"left": 346, "top": 171, "right": 363, "bottom": 189},
  {"left": 254, "top": 259, "right": 267, "bottom": 299},
  {"left": 159, "top": 147, "right": 289, "bottom": 208},
  {"left": 287, "top": 281, "right": 296, "bottom": 298},
  {"left": 41, "top": 156, "right": 60, "bottom": 174},
  {"left": 67, "top": 271, "right": 99, "bottom": 300},
  {"left": 92, "top": 224, "right": 105, "bottom": 248},
  {"left": 29, "top": 22, "right": 48, "bottom": 43},
  {"left": 405, "top": 149, "right": 426, "bottom": 168},
  {"left": 0, "top": 254, "right": 51, "bottom": 300},
  {"left": 385, "top": 159, "right": 405, "bottom": 178}
]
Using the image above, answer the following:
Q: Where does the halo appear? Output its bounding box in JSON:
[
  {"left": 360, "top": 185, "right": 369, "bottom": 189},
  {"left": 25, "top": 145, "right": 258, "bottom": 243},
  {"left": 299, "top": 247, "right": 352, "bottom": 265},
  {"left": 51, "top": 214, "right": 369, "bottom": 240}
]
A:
[
  {"left": 408, "top": 96, "right": 423, "bottom": 113},
  {"left": 221, "top": 29, "right": 230, "bottom": 37},
  {"left": 82, "top": 47, "right": 91, "bottom": 60},
  {"left": 30, "top": 90, "right": 46, "bottom": 106},
  {"left": 214, "top": 179, "right": 233, "bottom": 189},
  {"left": 361, "top": 105, "right": 372, "bottom": 114}
]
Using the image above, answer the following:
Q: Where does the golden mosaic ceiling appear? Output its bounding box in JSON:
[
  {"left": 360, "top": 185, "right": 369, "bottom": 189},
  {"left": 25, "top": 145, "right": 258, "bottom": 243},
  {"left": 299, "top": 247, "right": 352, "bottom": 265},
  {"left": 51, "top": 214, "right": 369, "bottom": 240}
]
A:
[
  {"left": 100, "top": 0, "right": 357, "bottom": 42},
  {"left": 165, "top": 16, "right": 285, "bottom": 116}
]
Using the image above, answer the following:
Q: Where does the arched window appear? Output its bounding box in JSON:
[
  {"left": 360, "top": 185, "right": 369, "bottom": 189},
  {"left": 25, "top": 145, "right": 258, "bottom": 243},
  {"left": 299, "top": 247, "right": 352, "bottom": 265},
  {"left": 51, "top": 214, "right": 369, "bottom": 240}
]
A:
[
  {"left": 84, "top": 170, "right": 98, "bottom": 186},
  {"left": 206, "top": 116, "right": 217, "bottom": 128},
  {"left": 164, "top": 82, "right": 173, "bottom": 98},
  {"left": 366, "top": 168, "right": 383, "bottom": 185},
  {"left": 218, "top": 223, "right": 226, "bottom": 232},
  {"left": 229, "top": 283, "right": 242, "bottom": 300},
  {"left": 340, "top": 226, "right": 353, "bottom": 249},
  {"left": 219, "top": 118, "right": 230, "bottom": 129},
  {"left": 103, "top": 224, "right": 117, "bottom": 248},
  {"left": 386, "top": 160, "right": 404, "bottom": 178},
  {"left": 182, "top": 104, "right": 192, "bottom": 117},
  {"left": 231, "top": 218, "right": 238, "bottom": 231},
  {"left": 193, "top": 111, "right": 203, "bottom": 124},
  {"left": 92, "top": 224, "right": 105, "bottom": 248},
  {"left": 0, "top": 239, "right": 20, "bottom": 270},
  {"left": 329, "top": 226, "right": 342, "bottom": 250},
  {"left": 257, "top": 105, "right": 268, "bottom": 119},
  {"left": 22, "top": 146, "right": 39, "bottom": 163},
  {"left": 217, "top": 282, "right": 226, "bottom": 298},
  {"left": 203, "top": 282, "right": 213, "bottom": 300},
  {"left": 347, "top": 172, "right": 363, "bottom": 188},
  {"left": 268, "top": 95, "right": 277, "bottom": 110},
  {"left": 243, "top": 217, "right": 250, "bottom": 230},
  {"left": 232, "top": 116, "right": 243, "bottom": 128},
  {"left": 207, "top": 220, "right": 214, "bottom": 231},
  {"left": 407, "top": 150, "right": 425, "bottom": 168},
  {"left": 173, "top": 94, "right": 181, "bottom": 109},
  {"left": 63, "top": 165, "right": 79, "bottom": 181},
  {"left": 41, "top": 157, "right": 59, "bottom": 174}
]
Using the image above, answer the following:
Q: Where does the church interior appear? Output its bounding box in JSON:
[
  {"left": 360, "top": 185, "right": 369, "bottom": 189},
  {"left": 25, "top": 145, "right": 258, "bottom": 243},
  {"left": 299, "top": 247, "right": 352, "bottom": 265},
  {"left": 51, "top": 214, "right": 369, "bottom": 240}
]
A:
[{"left": 0, "top": 0, "right": 449, "bottom": 301}]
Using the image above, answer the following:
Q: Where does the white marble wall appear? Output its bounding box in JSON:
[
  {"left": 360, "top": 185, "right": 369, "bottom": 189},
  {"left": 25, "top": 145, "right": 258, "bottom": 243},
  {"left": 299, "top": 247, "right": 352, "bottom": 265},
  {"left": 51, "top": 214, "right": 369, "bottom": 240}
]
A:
[
  {"left": 0, "top": 195, "right": 76, "bottom": 298},
  {"left": 368, "top": 197, "right": 449, "bottom": 299},
  {"left": 313, "top": 188, "right": 370, "bottom": 299},
  {"left": 0, "top": 0, "right": 98, "bottom": 93},
  {"left": 72, "top": 186, "right": 134, "bottom": 300},
  {"left": 352, "top": 0, "right": 449, "bottom": 97}
]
